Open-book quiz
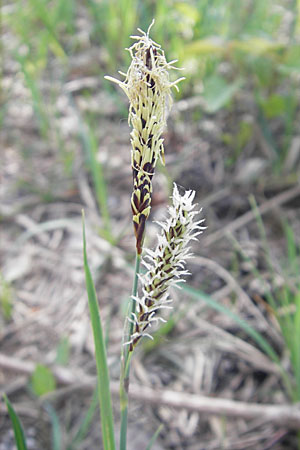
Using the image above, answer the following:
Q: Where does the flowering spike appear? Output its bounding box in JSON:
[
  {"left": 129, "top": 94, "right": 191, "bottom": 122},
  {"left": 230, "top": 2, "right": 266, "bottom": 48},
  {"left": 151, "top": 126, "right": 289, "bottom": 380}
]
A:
[
  {"left": 127, "top": 183, "right": 205, "bottom": 350},
  {"left": 105, "top": 23, "right": 184, "bottom": 254}
]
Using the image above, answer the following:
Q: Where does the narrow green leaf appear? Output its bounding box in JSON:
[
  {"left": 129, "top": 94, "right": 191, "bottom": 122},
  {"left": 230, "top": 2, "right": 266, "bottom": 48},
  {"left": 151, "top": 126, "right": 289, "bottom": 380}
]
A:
[
  {"left": 44, "top": 403, "right": 62, "bottom": 450},
  {"left": 203, "top": 75, "right": 242, "bottom": 113},
  {"left": 68, "top": 386, "right": 99, "bottom": 449},
  {"left": 31, "top": 364, "right": 56, "bottom": 397},
  {"left": 146, "top": 424, "right": 164, "bottom": 450},
  {"left": 82, "top": 211, "right": 116, "bottom": 450},
  {"left": 181, "top": 284, "right": 279, "bottom": 363},
  {"left": 80, "top": 122, "right": 112, "bottom": 241},
  {"left": 293, "top": 291, "right": 300, "bottom": 401},
  {"left": 283, "top": 222, "right": 299, "bottom": 272},
  {"left": 3, "top": 394, "right": 28, "bottom": 450},
  {"left": 55, "top": 336, "right": 70, "bottom": 366}
]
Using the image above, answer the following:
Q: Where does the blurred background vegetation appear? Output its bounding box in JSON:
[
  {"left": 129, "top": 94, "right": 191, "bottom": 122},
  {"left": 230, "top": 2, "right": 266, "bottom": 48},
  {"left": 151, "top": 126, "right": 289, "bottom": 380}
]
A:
[{"left": 3, "top": 0, "right": 300, "bottom": 175}]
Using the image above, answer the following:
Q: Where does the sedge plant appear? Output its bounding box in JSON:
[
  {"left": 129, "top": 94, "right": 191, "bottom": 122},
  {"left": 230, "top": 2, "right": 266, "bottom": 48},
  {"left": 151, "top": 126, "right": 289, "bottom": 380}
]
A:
[
  {"left": 86, "top": 22, "right": 204, "bottom": 450},
  {"left": 4, "top": 23, "right": 204, "bottom": 450},
  {"left": 104, "top": 22, "right": 204, "bottom": 449}
]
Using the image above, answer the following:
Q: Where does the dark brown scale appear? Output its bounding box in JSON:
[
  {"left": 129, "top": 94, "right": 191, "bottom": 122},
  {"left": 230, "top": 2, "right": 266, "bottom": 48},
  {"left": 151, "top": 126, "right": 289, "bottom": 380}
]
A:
[
  {"left": 138, "top": 182, "right": 147, "bottom": 192},
  {"left": 145, "top": 47, "right": 152, "bottom": 70},
  {"left": 140, "top": 185, "right": 150, "bottom": 198},
  {"left": 132, "top": 193, "right": 139, "bottom": 209},
  {"left": 139, "top": 198, "right": 150, "bottom": 211},
  {"left": 131, "top": 205, "right": 137, "bottom": 216},
  {"left": 141, "top": 322, "right": 150, "bottom": 333},
  {"left": 133, "top": 166, "right": 139, "bottom": 179},
  {"left": 149, "top": 77, "right": 155, "bottom": 91},
  {"left": 136, "top": 213, "right": 146, "bottom": 255},
  {"left": 140, "top": 311, "right": 150, "bottom": 322},
  {"left": 164, "top": 254, "right": 172, "bottom": 263},
  {"left": 143, "top": 162, "right": 154, "bottom": 175},
  {"left": 146, "top": 73, "right": 155, "bottom": 91},
  {"left": 154, "top": 276, "right": 174, "bottom": 289},
  {"left": 133, "top": 221, "right": 138, "bottom": 233},
  {"left": 141, "top": 186, "right": 149, "bottom": 198},
  {"left": 132, "top": 335, "right": 142, "bottom": 347},
  {"left": 145, "top": 298, "right": 154, "bottom": 307},
  {"left": 156, "top": 288, "right": 168, "bottom": 298},
  {"left": 147, "top": 46, "right": 157, "bottom": 68}
]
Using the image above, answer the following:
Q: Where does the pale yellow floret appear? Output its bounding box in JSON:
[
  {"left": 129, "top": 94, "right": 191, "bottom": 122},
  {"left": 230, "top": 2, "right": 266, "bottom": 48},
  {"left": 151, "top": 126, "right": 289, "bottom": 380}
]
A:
[{"left": 104, "top": 22, "right": 184, "bottom": 166}]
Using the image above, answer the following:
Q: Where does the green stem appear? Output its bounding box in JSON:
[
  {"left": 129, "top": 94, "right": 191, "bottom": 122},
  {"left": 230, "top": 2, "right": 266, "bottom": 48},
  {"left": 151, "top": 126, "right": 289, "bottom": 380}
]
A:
[
  {"left": 128, "top": 253, "right": 141, "bottom": 341},
  {"left": 119, "top": 253, "right": 141, "bottom": 450}
]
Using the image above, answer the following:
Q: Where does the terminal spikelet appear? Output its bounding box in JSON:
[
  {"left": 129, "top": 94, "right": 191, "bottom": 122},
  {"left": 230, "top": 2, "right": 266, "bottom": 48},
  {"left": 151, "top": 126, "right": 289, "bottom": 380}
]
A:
[
  {"left": 105, "top": 22, "right": 184, "bottom": 254},
  {"left": 127, "top": 183, "right": 205, "bottom": 350}
]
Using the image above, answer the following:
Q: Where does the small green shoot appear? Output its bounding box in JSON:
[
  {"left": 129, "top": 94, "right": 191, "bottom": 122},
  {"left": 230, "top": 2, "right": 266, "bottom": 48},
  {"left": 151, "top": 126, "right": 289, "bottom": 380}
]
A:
[
  {"left": 0, "top": 275, "right": 13, "bottom": 321},
  {"left": 31, "top": 364, "right": 56, "bottom": 397},
  {"left": 55, "top": 336, "right": 70, "bottom": 366}
]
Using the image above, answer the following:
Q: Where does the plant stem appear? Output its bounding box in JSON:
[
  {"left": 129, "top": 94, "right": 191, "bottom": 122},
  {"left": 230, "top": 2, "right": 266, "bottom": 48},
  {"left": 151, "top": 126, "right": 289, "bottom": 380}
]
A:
[
  {"left": 119, "top": 253, "right": 141, "bottom": 450},
  {"left": 128, "top": 253, "right": 141, "bottom": 341}
]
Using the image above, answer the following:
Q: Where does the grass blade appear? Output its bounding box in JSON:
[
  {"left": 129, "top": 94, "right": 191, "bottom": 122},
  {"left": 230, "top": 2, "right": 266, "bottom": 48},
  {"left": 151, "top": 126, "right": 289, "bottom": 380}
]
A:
[
  {"left": 80, "top": 122, "right": 112, "bottom": 242},
  {"left": 146, "top": 424, "right": 164, "bottom": 450},
  {"left": 44, "top": 403, "right": 62, "bottom": 450},
  {"left": 3, "top": 394, "right": 28, "bottom": 450},
  {"left": 82, "top": 212, "right": 116, "bottom": 450},
  {"left": 68, "top": 386, "right": 99, "bottom": 449},
  {"left": 181, "top": 284, "right": 279, "bottom": 362}
]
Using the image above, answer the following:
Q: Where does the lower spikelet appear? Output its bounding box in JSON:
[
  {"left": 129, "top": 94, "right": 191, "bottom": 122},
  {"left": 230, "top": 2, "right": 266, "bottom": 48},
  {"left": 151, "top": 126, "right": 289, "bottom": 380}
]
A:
[{"left": 127, "top": 183, "right": 205, "bottom": 350}]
